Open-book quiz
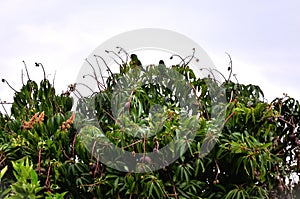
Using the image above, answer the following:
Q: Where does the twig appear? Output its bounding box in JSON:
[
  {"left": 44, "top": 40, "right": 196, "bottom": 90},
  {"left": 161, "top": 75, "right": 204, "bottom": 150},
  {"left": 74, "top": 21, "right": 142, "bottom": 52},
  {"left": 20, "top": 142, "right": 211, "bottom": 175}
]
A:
[
  {"left": 0, "top": 156, "right": 6, "bottom": 167},
  {"left": 1, "top": 79, "right": 18, "bottom": 93},
  {"left": 122, "top": 140, "right": 143, "bottom": 149},
  {"left": 35, "top": 63, "right": 46, "bottom": 80},
  {"left": 22, "top": 60, "right": 31, "bottom": 81},
  {"left": 258, "top": 104, "right": 273, "bottom": 122},
  {"left": 184, "top": 48, "right": 196, "bottom": 68},
  {"left": 61, "top": 146, "right": 70, "bottom": 159},
  {"left": 170, "top": 54, "right": 186, "bottom": 66},
  {"left": 94, "top": 160, "right": 99, "bottom": 178},
  {"left": 90, "top": 141, "right": 97, "bottom": 161},
  {"left": 52, "top": 71, "right": 56, "bottom": 87},
  {"left": 220, "top": 111, "right": 235, "bottom": 130},
  {"left": 0, "top": 101, "right": 9, "bottom": 116},
  {"left": 105, "top": 49, "right": 126, "bottom": 65},
  {"left": 75, "top": 82, "right": 95, "bottom": 93},
  {"left": 37, "top": 148, "right": 42, "bottom": 175},
  {"left": 94, "top": 55, "right": 107, "bottom": 90},
  {"left": 212, "top": 68, "right": 227, "bottom": 82},
  {"left": 85, "top": 58, "right": 101, "bottom": 91},
  {"left": 233, "top": 74, "right": 239, "bottom": 84},
  {"left": 72, "top": 133, "right": 77, "bottom": 158},
  {"left": 116, "top": 46, "right": 130, "bottom": 64},
  {"left": 214, "top": 159, "right": 220, "bottom": 181},
  {"left": 45, "top": 163, "right": 51, "bottom": 190},
  {"left": 94, "top": 55, "right": 113, "bottom": 76},
  {"left": 0, "top": 101, "right": 13, "bottom": 104},
  {"left": 74, "top": 89, "right": 84, "bottom": 99},
  {"left": 95, "top": 54, "right": 121, "bottom": 88},
  {"left": 225, "top": 52, "right": 233, "bottom": 82},
  {"left": 278, "top": 117, "right": 295, "bottom": 128},
  {"left": 168, "top": 172, "right": 178, "bottom": 199},
  {"left": 103, "top": 109, "right": 118, "bottom": 123},
  {"left": 199, "top": 68, "right": 219, "bottom": 84},
  {"left": 21, "top": 69, "right": 24, "bottom": 86}
]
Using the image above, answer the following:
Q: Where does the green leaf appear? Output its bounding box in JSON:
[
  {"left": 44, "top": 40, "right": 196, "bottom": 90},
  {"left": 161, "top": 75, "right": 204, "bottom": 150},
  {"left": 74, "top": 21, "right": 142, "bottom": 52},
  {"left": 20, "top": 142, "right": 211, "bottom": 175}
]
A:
[{"left": 0, "top": 165, "right": 8, "bottom": 180}]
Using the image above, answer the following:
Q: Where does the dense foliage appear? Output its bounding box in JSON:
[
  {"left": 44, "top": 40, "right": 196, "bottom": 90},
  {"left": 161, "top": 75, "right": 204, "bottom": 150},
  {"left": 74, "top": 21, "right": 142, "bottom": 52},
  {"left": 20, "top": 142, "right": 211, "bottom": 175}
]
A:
[{"left": 0, "top": 53, "right": 300, "bottom": 198}]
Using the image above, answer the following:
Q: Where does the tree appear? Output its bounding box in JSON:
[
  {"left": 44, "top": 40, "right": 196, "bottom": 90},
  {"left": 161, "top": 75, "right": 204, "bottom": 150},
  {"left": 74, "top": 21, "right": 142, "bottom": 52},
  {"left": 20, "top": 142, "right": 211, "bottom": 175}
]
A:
[{"left": 0, "top": 51, "right": 299, "bottom": 198}]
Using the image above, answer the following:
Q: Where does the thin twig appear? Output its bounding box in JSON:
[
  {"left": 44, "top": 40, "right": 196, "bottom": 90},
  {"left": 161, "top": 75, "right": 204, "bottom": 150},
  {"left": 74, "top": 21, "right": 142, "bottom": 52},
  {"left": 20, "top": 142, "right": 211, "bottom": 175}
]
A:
[
  {"left": 278, "top": 117, "right": 295, "bottom": 128},
  {"left": 95, "top": 54, "right": 121, "bottom": 88},
  {"left": 122, "top": 140, "right": 143, "bottom": 149},
  {"left": 37, "top": 148, "right": 42, "bottom": 175},
  {"left": 105, "top": 49, "right": 126, "bottom": 65},
  {"left": 75, "top": 82, "right": 95, "bottom": 93},
  {"left": 170, "top": 54, "right": 186, "bottom": 66},
  {"left": 220, "top": 111, "right": 235, "bottom": 130},
  {"left": 74, "top": 89, "right": 84, "bottom": 99},
  {"left": 0, "top": 102, "right": 13, "bottom": 105},
  {"left": 91, "top": 141, "right": 97, "bottom": 161},
  {"left": 231, "top": 74, "right": 238, "bottom": 84},
  {"left": 85, "top": 58, "right": 101, "bottom": 91},
  {"left": 116, "top": 46, "right": 130, "bottom": 64},
  {"left": 94, "top": 55, "right": 107, "bottom": 90},
  {"left": 225, "top": 52, "right": 233, "bottom": 82},
  {"left": 35, "top": 63, "right": 46, "bottom": 80},
  {"left": 22, "top": 60, "right": 31, "bottom": 81},
  {"left": 72, "top": 133, "right": 77, "bottom": 158},
  {"left": 94, "top": 55, "right": 113, "bottom": 76},
  {"left": 103, "top": 109, "right": 118, "bottom": 123},
  {"left": 21, "top": 69, "right": 24, "bottom": 86},
  {"left": 45, "top": 163, "right": 51, "bottom": 190},
  {"left": 0, "top": 156, "right": 6, "bottom": 167},
  {"left": 61, "top": 146, "right": 70, "bottom": 159},
  {"left": 1, "top": 79, "right": 18, "bottom": 93},
  {"left": 1, "top": 101, "right": 9, "bottom": 116},
  {"left": 168, "top": 172, "right": 178, "bottom": 199},
  {"left": 184, "top": 48, "right": 196, "bottom": 68},
  {"left": 199, "top": 68, "right": 219, "bottom": 84},
  {"left": 212, "top": 69, "right": 227, "bottom": 82},
  {"left": 52, "top": 70, "right": 56, "bottom": 87}
]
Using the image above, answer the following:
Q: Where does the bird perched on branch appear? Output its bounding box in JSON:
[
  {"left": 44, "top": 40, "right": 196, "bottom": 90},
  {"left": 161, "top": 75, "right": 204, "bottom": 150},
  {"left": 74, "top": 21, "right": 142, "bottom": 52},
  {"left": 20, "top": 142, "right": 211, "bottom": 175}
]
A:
[
  {"left": 130, "top": 54, "right": 142, "bottom": 68},
  {"left": 158, "top": 60, "right": 166, "bottom": 73},
  {"left": 159, "top": 60, "right": 165, "bottom": 65}
]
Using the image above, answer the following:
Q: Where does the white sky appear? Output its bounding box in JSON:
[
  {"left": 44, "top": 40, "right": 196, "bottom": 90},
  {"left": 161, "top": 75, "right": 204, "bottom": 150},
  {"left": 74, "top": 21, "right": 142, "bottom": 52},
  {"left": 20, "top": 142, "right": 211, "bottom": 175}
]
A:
[{"left": 0, "top": 0, "right": 299, "bottom": 113}]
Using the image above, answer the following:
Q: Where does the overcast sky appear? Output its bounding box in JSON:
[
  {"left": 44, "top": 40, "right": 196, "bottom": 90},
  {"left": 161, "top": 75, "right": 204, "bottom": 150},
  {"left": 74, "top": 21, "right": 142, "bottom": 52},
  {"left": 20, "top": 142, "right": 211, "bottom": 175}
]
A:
[{"left": 0, "top": 0, "right": 299, "bottom": 113}]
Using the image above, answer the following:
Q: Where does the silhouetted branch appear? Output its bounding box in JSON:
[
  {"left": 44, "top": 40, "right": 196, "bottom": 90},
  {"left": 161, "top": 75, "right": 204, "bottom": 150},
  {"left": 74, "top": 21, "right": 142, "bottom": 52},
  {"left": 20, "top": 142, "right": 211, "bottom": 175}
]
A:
[
  {"left": 1, "top": 79, "right": 18, "bottom": 93},
  {"left": 22, "top": 60, "right": 31, "bottom": 81},
  {"left": 225, "top": 52, "right": 233, "bottom": 82},
  {"left": 35, "top": 62, "right": 46, "bottom": 80}
]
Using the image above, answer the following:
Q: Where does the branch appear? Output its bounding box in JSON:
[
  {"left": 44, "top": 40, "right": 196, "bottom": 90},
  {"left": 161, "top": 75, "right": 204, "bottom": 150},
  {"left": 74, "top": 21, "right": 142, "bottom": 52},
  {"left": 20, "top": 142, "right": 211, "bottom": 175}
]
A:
[
  {"left": 94, "top": 55, "right": 107, "bottom": 90},
  {"left": 219, "top": 111, "right": 235, "bottom": 130},
  {"left": 85, "top": 58, "right": 101, "bottom": 91},
  {"left": 22, "top": 60, "right": 31, "bottom": 81},
  {"left": 35, "top": 62, "right": 46, "bottom": 80},
  {"left": 1, "top": 79, "right": 18, "bottom": 93},
  {"left": 225, "top": 52, "right": 233, "bottom": 82},
  {"left": 122, "top": 139, "right": 143, "bottom": 149}
]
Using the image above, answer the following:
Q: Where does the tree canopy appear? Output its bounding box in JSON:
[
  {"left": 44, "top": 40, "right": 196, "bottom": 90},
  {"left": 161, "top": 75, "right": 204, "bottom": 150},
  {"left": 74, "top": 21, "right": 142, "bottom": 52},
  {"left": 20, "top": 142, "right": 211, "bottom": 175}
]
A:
[{"left": 0, "top": 52, "right": 300, "bottom": 198}]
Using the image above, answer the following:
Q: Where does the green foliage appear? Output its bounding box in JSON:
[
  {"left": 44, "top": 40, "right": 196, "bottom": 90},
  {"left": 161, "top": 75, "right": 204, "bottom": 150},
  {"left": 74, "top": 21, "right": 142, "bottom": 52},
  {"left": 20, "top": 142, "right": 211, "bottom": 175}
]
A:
[
  {"left": 0, "top": 53, "right": 299, "bottom": 198},
  {"left": 7, "top": 157, "right": 43, "bottom": 198}
]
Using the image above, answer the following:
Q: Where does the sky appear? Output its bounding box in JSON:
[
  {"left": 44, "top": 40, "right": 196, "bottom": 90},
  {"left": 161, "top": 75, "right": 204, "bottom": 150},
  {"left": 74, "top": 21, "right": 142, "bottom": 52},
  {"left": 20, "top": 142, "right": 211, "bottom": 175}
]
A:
[{"left": 0, "top": 0, "right": 299, "bottom": 113}]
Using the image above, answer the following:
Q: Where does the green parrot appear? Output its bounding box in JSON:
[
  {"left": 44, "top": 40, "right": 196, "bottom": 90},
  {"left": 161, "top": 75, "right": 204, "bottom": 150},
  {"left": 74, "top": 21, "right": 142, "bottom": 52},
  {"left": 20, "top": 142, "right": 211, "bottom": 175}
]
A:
[{"left": 130, "top": 54, "right": 142, "bottom": 69}]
